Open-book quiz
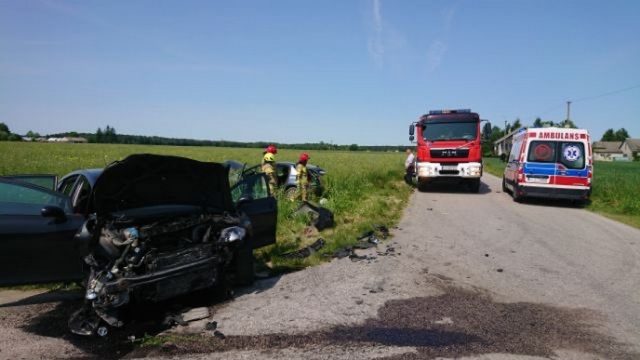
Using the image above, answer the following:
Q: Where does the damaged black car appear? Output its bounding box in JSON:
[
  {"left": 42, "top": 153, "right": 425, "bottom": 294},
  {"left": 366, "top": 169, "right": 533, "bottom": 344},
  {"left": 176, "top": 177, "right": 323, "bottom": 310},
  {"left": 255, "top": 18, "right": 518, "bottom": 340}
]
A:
[{"left": 0, "top": 154, "right": 277, "bottom": 337}]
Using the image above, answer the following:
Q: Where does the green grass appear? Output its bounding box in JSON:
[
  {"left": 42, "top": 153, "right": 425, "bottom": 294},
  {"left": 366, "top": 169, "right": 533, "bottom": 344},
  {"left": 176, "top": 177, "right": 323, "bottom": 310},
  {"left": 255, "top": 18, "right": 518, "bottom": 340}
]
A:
[
  {"left": 483, "top": 156, "right": 640, "bottom": 229},
  {"left": 0, "top": 142, "right": 412, "bottom": 274}
]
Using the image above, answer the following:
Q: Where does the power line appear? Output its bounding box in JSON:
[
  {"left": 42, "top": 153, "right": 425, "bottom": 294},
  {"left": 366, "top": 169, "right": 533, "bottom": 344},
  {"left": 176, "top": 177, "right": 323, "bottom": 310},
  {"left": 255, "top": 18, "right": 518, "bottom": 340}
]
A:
[
  {"left": 529, "top": 83, "right": 640, "bottom": 120},
  {"left": 572, "top": 83, "right": 640, "bottom": 103}
]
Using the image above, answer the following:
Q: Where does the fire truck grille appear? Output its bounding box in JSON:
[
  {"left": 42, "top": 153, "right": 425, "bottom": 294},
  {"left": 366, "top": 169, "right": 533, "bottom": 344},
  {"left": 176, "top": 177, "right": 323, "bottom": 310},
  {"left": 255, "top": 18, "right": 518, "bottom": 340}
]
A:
[
  {"left": 439, "top": 170, "right": 460, "bottom": 175},
  {"left": 430, "top": 149, "right": 469, "bottom": 158}
]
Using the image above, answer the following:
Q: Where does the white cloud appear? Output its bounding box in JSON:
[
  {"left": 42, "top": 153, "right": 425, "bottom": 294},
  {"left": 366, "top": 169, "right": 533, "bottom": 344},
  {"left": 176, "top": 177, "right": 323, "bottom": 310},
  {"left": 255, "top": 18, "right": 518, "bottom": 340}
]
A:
[
  {"left": 368, "top": 0, "right": 384, "bottom": 67},
  {"left": 426, "top": 40, "right": 447, "bottom": 72}
]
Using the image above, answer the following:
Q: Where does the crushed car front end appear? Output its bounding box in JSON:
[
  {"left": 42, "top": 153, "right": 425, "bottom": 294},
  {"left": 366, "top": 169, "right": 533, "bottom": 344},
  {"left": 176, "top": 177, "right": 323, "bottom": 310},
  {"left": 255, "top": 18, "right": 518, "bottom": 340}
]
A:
[{"left": 69, "top": 154, "right": 251, "bottom": 336}]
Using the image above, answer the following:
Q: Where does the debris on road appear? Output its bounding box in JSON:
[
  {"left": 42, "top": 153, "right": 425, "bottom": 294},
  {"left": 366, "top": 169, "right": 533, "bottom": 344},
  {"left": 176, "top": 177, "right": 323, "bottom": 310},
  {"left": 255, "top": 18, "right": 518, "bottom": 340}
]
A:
[
  {"left": 497, "top": 268, "right": 504, "bottom": 273},
  {"left": 281, "top": 238, "right": 326, "bottom": 259},
  {"left": 292, "top": 202, "right": 335, "bottom": 231},
  {"left": 182, "top": 307, "right": 210, "bottom": 323},
  {"left": 205, "top": 321, "right": 218, "bottom": 331},
  {"left": 213, "top": 330, "right": 226, "bottom": 340}
]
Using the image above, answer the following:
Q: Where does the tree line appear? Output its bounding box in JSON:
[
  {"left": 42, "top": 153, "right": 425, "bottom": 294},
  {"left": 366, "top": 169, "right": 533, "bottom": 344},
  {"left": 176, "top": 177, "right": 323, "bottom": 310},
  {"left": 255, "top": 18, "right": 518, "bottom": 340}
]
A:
[{"left": 6, "top": 124, "right": 406, "bottom": 152}]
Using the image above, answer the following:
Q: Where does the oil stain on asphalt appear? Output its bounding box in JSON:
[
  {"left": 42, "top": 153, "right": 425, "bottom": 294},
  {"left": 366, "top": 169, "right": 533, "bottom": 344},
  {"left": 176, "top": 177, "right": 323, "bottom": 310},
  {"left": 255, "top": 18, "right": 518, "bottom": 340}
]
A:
[
  {"left": 11, "top": 275, "right": 639, "bottom": 360},
  {"left": 135, "top": 275, "right": 638, "bottom": 360}
]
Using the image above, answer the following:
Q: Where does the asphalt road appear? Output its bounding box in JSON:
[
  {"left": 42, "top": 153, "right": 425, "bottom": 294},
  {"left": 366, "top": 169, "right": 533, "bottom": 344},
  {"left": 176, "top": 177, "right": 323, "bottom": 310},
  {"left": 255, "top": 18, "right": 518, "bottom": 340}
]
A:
[{"left": 1, "top": 173, "right": 639, "bottom": 359}]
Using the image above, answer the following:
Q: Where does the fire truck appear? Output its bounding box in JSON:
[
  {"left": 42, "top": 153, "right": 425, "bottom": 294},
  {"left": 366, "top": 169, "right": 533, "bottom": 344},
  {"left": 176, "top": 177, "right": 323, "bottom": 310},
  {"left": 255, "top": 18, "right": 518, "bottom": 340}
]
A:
[{"left": 409, "top": 109, "right": 490, "bottom": 192}]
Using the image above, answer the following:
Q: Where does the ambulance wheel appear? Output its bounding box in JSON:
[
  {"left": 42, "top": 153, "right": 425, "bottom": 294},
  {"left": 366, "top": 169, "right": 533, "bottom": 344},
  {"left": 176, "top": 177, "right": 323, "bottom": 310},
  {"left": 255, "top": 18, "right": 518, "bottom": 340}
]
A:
[
  {"left": 511, "top": 184, "right": 522, "bottom": 203},
  {"left": 502, "top": 177, "right": 508, "bottom": 193}
]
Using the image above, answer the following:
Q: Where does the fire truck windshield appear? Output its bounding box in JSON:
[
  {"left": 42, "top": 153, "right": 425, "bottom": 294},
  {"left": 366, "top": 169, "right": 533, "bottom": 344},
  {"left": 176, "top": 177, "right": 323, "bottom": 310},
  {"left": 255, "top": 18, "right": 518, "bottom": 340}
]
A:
[{"left": 422, "top": 121, "right": 478, "bottom": 141}]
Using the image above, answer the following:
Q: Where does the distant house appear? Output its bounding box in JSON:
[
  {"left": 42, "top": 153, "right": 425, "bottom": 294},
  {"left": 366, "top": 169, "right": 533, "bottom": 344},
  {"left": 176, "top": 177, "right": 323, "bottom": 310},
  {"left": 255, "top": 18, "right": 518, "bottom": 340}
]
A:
[
  {"left": 620, "top": 138, "right": 640, "bottom": 160},
  {"left": 493, "top": 127, "right": 525, "bottom": 158},
  {"left": 63, "top": 136, "right": 88, "bottom": 143},
  {"left": 592, "top": 141, "right": 624, "bottom": 161},
  {"left": 46, "top": 136, "right": 88, "bottom": 143}
]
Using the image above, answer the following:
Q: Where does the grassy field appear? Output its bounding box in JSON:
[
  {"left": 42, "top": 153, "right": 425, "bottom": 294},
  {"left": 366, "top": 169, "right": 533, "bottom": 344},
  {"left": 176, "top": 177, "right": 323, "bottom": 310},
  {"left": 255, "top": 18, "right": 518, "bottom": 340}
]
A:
[
  {"left": 483, "top": 157, "right": 640, "bottom": 228},
  {"left": 0, "top": 142, "right": 412, "bottom": 272}
]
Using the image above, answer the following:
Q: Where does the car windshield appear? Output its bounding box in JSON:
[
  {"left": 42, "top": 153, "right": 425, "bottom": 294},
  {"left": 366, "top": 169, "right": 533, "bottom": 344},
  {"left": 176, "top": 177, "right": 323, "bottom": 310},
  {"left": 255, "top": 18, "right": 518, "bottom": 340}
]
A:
[
  {"left": 0, "top": 180, "right": 71, "bottom": 215},
  {"left": 527, "top": 141, "right": 586, "bottom": 169},
  {"left": 423, "top": 121, "right": 478, "bottom": 141}
]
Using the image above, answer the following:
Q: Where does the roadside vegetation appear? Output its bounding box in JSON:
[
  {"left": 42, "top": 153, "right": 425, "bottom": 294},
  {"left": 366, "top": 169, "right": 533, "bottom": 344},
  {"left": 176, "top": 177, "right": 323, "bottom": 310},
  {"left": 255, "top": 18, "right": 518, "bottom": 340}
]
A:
[
  {"left": 483, "top": 157, "right": 640, "bottom": 229},
  {"left": 0, "top": 142, "right": 412, "bottom": 275}
]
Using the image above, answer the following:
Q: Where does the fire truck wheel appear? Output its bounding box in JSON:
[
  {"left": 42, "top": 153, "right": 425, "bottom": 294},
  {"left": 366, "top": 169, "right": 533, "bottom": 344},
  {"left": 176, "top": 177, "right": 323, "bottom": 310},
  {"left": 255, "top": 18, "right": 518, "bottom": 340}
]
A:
[
  {"left": 469, "top": 179, "right": 481, "bottom": 193},
  {"left": 417, "top": 179, "right": 429, "bottom": 192}
]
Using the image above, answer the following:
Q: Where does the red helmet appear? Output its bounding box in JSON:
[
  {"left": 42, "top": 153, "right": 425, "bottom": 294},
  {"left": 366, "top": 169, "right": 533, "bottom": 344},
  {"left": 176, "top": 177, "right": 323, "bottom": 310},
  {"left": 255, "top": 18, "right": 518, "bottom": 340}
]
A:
[
  {"left": 266, "top": 145, "right": 277, "bottom": 154},
  {"left": 299, "top": 153, "right": 310, "bottom": 162}
]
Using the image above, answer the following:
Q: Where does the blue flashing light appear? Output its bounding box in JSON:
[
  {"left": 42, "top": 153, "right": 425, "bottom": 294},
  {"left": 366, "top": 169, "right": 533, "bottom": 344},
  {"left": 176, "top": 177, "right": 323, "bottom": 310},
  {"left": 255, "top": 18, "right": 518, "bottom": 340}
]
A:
[{"left": 428, "top": 109, "right": 471, "bottom": 115}]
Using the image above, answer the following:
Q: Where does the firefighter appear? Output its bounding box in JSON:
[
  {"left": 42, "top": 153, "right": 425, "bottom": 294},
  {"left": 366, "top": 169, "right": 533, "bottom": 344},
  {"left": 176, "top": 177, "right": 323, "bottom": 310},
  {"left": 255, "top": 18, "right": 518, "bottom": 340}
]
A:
[
  {"left": 404, "top": 148, "right": 415, "bottom": 184},
  {"left": 296, "top": 152, "right": 310, "bottom": 202},
  {"left": 261, "top": 144, "right": 278, "bottom": 194}
]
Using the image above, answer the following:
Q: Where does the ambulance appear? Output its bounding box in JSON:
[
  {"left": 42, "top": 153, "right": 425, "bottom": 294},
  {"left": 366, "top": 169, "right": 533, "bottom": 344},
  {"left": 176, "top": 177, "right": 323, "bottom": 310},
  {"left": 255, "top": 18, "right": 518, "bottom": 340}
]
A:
[{"left": 502, "top": 127, "right": 592, "bottom": 203}]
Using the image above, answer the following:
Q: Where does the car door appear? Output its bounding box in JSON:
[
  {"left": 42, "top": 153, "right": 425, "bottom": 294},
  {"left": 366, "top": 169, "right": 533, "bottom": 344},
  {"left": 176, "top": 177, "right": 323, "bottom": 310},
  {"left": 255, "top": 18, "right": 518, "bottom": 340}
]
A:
[
  {"left": 1, "top": 174, "right": 58, "bottom": 190},
  {"left": 231, "top": 173, "right": 277, "bottom": 249},
  {"left": 0, "top": 179, "right": 87, "bottom": 286}
]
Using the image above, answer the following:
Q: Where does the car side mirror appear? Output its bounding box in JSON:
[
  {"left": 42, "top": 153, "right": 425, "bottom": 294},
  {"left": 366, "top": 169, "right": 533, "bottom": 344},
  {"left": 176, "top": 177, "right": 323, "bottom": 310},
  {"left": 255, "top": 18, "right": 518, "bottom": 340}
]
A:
[
  {"left": 409, "top": 124, "right": 415, "bottom": 136},
  {"left": 409, "top": 135, "right": 415, "bottom": 142},
  {"left": 237, "top": 196, "right": 253, "bottom": 206},
  {"left": 481, "top": 121, "right": 492, "bottom": 142},
  {"left": 41, "top": 205, "right": 67, "bottom": 223}
]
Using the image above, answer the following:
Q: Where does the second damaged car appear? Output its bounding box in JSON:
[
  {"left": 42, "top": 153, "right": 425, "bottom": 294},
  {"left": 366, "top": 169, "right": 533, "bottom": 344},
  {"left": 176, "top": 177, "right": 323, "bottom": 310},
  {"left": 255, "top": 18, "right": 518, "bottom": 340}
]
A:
[{"left": 64, "top": 154, "right": 276, "bottom": 336}]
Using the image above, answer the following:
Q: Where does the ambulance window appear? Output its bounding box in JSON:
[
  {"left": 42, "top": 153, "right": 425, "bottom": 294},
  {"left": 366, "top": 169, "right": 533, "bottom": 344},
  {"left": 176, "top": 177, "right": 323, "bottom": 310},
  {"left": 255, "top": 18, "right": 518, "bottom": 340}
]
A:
[
  {"left": 559, "top": 142, "right": 585, "bottom": 169},
  {"left": 527, "top": 141, "right": 556, "bottom": 163},
  {"left": 509, "top": 138, "right": 523, "bottom": 162}
]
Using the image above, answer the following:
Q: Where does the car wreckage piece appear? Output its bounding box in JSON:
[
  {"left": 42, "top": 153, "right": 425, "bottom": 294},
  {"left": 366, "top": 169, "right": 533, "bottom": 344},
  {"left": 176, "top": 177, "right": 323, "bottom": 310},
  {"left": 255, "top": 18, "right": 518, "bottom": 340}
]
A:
[{"left": 68, "top": 154, "right": 276, "bottom": 336}]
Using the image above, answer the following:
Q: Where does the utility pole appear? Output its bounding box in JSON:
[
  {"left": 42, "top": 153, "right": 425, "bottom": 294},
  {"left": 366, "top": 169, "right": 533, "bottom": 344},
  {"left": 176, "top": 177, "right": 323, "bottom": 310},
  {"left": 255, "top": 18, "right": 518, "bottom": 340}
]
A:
[{"left": 566, "top": 101, "right": 572, "bottom": 122}]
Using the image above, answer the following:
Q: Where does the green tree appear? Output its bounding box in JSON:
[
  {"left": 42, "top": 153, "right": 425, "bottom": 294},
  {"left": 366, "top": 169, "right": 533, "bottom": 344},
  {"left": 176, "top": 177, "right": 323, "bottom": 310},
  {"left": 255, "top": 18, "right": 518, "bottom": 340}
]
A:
[
  {"left": 511, "top": 119, "right": 522, "bottom": 130},
  {"left": 26, "top": 130, "right": 41, "bottom": 138},
  {"left": 533, "top": 117, "right": 543, "bottom": 128},
  {"left": 0, "top": 122, "right": 9, "bottom": 133},
  {"left": 558, "top": 119, "right": 577, "bottom": 128},
  {"left": 349, "top": 144, "right": 359, "bottom": 151},
  {"left": 601, "top": 129, "right": 615, "bottom": 141},
  {"left": 96, "top": 127, "right": 104, "bottom": 143},
  {"left": 614, "top": 128, "right": 630, "bottom": 141}
]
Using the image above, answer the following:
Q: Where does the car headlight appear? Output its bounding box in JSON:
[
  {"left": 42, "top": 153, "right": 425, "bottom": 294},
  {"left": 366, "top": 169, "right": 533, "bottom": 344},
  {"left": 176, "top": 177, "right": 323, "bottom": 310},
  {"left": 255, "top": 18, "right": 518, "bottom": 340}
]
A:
[{"left": 220, "top": 226, "right": 246, "bottom": 243}]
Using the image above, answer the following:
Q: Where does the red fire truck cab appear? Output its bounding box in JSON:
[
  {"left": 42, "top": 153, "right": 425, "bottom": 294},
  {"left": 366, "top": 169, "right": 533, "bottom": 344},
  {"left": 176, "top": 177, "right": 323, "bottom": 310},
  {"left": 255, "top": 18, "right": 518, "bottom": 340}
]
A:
[{"left": 409, "top": 109, "right": 490, "bottom": 192}]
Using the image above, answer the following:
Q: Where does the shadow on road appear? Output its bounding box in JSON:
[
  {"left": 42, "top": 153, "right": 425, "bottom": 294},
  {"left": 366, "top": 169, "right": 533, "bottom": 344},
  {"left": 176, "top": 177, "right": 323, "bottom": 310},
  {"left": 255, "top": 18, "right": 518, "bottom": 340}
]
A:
[
  {"left": 417, "top": 181, "right": 492, "bottom": 195},
  {"left": 133, "top": 275, "right": 639, "bottom": 360}
]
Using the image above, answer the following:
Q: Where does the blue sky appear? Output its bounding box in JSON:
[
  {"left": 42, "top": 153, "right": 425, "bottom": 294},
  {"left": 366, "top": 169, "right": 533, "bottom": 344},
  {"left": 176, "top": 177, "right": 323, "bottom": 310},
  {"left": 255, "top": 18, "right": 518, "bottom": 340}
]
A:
[{"left": 1, "top": 0, "right": 639, "bottom": 145}]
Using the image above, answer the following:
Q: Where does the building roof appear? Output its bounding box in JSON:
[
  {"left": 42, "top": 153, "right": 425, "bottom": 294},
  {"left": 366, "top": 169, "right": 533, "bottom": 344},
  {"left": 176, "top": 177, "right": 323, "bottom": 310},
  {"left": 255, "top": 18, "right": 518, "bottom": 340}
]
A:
[
  {"left": 493, "top": 127, "right": 525, "bottom": 145},
  {"left": 592, "top": 141, "right": 623, "bottom": 153},
  {"left": 623, "top": 138, "right": 640, "bottom": 151}
]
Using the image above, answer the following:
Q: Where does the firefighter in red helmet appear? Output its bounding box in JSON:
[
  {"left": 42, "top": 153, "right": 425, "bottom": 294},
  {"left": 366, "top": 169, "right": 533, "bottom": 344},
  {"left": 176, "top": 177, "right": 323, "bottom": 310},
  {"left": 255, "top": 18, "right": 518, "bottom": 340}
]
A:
[
  {"left": 296, "top": 153, "right": 310, "bottom": 202},
  {"left": 261, "top": 145, "right": 278, "bottom": 194}
]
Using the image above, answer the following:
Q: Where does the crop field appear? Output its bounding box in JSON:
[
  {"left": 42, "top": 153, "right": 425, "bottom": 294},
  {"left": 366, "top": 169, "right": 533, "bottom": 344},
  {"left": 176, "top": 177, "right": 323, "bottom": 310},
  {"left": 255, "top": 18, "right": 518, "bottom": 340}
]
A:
[
  {"left": 484, "top": 157, "right": 640, "bottom": 228},
  {"left": 0, "top": 142, "right": 412, "bottom": 271}
]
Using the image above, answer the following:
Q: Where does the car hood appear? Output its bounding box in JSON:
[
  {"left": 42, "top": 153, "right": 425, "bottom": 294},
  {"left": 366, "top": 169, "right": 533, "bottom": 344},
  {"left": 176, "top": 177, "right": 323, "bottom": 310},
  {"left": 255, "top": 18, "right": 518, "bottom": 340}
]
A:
[{"left": 92, "top": 154, "right": 234, "bottom": 216}]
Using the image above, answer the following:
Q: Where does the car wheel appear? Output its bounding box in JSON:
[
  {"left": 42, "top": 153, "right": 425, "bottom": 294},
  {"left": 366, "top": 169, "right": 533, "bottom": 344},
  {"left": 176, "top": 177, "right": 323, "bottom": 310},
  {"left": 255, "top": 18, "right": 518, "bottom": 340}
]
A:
[{"left": 233, "top": 240, "right": 254, "bottom": 286}]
